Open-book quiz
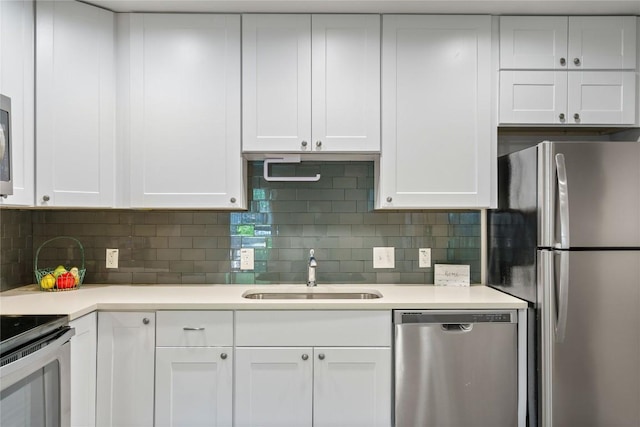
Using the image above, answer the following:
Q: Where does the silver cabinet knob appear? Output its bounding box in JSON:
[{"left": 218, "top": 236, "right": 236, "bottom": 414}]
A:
[
  {"left": 220, "top": 353, "right": 228, "bottom": 360},
  {"left": 301, "top": 354, "right": 309, "bottom": 361},
  {"left": 386, "top": 197, "right": 392, "bottom": 203},
  {"left": 142, "top": 318, "right": 150, "bottom": 325},
  {"left": 315, "top": 140, "right": 322, "bottom": 148},
  {"left": 301, "top": 141, "right": 308, "bottom": 147},
  {"left": 559, "top": 113, "right": 565, "bottom": 121},
  {"left": 573, "top": 58, "right": 581, "bottom": 66},
  {"left": 183, "top": 327, "right": 205, "bottom": 331},
  {"left": 560, "top": 57, "right": 566, "bottom": 66},
  {"left": 42, "top": 195, "right": 50, "bottom": 202},
  {"left": 318, "top": 353, "right": 325, "bottom": 360},
  {"left": 574, "top": 113, "right": 580, "bottom": 121},
  {"left": 230, "top": 197, "right": 236, "bottom": 203}
]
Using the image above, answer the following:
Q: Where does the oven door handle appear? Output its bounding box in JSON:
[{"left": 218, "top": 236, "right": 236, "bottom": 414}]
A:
[{"left": 0, "top": 328, "right": 75, "bottom": 388}]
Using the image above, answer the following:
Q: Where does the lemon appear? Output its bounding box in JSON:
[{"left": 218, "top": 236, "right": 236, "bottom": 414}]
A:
[
  {"left": 40, "top": 273, "right": 56, "bottom": 289},
  {"left": 70, "top": 267, "right": 80, "bottom": 285}
]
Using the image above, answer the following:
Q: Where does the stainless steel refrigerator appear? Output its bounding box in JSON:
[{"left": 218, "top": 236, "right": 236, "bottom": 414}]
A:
[{"left": 487, "top": 140, "right": 640, "bottom": 427}]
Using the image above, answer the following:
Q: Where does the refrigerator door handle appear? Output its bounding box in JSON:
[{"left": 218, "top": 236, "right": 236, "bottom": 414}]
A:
[
  {"left": 555, "top": 153, "right": 570, "bottom": 249},
  {"left": 555, "top": 251, "right": 570, "bottom": 343}
]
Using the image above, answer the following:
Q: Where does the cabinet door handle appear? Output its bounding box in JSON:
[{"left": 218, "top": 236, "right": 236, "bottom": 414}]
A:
[
  {"left": 42, "top": 195, "right": 51, "bottom": 202},
  {"left": 573, "top": 113, "right": 580, "bottom": 121},
  {"left": 142, "top": 318, "right": 150, "bottom": 325},
  {"left": 301, "top": 141, "right": 308, "bottom": 148},
  {"left": 220, "top": 353, "right": 228, "bottom": 360},
  {"left": 318, "top": 353, "right": 325, "bottom": 360},
  {"left": 573, "top": 58, "right": 581, "bottom": 66},
  {"left": 230, "top": 197, "right": 236, "bottom": 203},
  {"left": 301, "top": 354, "right": 309, "bottom": 361},
  {"left": 315, "top": 140, "right": 322, "bottom": 148},
  {"left": 559, "top": 113, "right": 565, "bottom": 121},
  {"left": 559, "top": 57, "right": 566, "bottom": 66},
  {"left": 386, "top": 196, "right": 392, "bottom": 203},
  {"left": 183, "top": 327, "right": 205, "bottom": 331}
]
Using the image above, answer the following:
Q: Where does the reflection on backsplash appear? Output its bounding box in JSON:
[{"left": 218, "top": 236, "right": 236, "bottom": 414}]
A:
[{"left": 1, "top": 161, "right": 481, "bottom": 290}]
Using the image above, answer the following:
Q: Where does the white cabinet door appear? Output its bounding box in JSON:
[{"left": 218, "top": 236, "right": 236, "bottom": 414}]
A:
[
  {"left": 500, "top": 16, "right": 568, "bottom": 69},
  {"left": 242, "top": 14, "right": 311, "bottom": 152},
  {"left": 567, "top": 71, "right": 636, "bottom": 125},
  {"left": 155, "top": 347, "right": 232, "bottom": 427},
  {"left": 96, "top": 312, "right": 155, "bottom": 427},
  {"left": 36, "top": 1, "right": 115, "bottom": 207},
  {"left": 70, "top": 313, "right": 97, "bottom": 427},
  {"left": 379, "top": 15, "right": 493, "bottom": 209},
  {"left": 235, "top": 347, "right": 313, "bottom": 427},
  {"left": 128, "top": 14, "right": 244, "bottom": 209},
  {"left": 313, "top": 347, "right": 391, "bottom": 427},
  {"left": 0, "top": 0, "right": 34, "bottom": 206},
  {"left": 311, "top": 15, "right": 380, "bottom": 152},
  {"left": 499, "top": 71, "right": 568, "bottom": 124},
  {"left": 568, "top": 16, "right": 636, "bottom": 70},
  {"left": 500, "top": 16, "right": 636, "bottom": 70}
]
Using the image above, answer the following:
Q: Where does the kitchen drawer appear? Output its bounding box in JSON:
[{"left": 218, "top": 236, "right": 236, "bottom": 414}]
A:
[
  {"left": 235, "top": 310, "right": 391, "bottom": 347},
  {"left": 156, "top": 311, "right": 233, "bottom": 347}
]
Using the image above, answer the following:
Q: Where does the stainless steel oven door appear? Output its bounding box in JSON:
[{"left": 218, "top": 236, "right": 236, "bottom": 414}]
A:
[{"left": 0, "top": 328, "right": 74, "bottom": 427}]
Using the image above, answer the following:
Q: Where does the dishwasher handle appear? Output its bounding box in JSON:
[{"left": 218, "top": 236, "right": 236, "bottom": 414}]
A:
[{"left": 441, "top": 323, "right": 473, "bottom": 332}]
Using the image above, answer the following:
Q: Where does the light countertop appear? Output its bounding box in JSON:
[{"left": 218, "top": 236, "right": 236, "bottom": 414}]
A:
[{"left": 0, "top": 284, "right": 527, "bottom": 320}]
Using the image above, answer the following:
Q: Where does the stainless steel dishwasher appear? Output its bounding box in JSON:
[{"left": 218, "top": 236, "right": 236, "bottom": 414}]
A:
[{"left": 394, "top": 310, "right": 518, "bottom": 427}]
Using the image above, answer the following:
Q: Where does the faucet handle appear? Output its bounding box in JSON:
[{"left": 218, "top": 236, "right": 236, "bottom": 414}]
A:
[{"left": 309, "top": 249, "right": 315, "bottom": 257}]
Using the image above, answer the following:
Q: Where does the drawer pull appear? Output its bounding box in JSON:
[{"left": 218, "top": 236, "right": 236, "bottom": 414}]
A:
[{"left": 183, "top": 327, "right": 205, "bottom": 331}]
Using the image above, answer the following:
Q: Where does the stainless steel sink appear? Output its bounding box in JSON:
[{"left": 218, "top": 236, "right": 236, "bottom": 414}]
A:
[{"left": 242, "top": 289, "right": 382, "bottom": 300}]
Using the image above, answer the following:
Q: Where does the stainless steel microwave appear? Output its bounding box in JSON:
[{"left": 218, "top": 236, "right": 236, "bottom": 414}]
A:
[{"left": 0, "top": 94, "right": 12, "bottom": 197}]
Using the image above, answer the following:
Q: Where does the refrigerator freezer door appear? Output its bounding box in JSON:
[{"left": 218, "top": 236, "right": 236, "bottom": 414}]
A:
[
  {"left": 541, "top": 141, "right": 640, "bottom": 248},
  {"left": 548, "top": 250, "right": 640, "bottom": 426}
]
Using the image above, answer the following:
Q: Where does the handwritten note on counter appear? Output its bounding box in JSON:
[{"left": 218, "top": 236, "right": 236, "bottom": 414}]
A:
[{"left": 434, "top": 264, "right": 470, "bottom": 287}]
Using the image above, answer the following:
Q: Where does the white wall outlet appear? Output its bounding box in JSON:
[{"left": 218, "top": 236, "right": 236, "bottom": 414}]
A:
[
  {"left": 106, "top": 249, "right": 119, "bottom": 269},
  {"left": 240, "top": 248, "right": 254, "bottom": 270},
  {"left": 373, "top": 247, "right": 395, "bottom": 269},
  {"left": 419, "top": 248, "right": 432, "bottom": 268}
]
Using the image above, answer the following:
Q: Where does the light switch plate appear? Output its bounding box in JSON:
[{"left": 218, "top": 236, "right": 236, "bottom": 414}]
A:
[
  {"left": 419, "top": 248, "right": 431, "bottom": 268},
  {"left": 106, "top": 249, "right": 119, "bottom": 269},
  {"left": 240, "top": 248, "right": 254, "bottom": 270},
  {"left": 373, "top": 247, "right": 395, "bottom": 269}
]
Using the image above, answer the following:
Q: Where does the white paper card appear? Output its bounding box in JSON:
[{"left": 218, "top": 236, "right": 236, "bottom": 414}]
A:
[{"left": 434, "top": 264, "right": 470, "bottom": 286}]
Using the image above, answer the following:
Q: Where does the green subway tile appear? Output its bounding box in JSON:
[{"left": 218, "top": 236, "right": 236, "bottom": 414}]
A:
[
  {"left": 297, "top": 189, "right": 345, "bottom": 201},
  {"left": 331, "top": 200, "right": 357, "bottom": 213},
  {"left": 345, "top": 189, "right": 367, "bottom": 201},
  {"left": 363, "top": 215, "right": 388, "bottom": 225},
  {"left": 193, "top": 212, "right": 219, "bottom": 225},
  {"left": 339, "top": 260, "right": 364, "bottom": 273},
  {"left": 326, "top": 225, "right": 351, "bottom": 236},
  {"left": 181, "top": 274, "right": 206, "bottom": 284},
  {"left": 339, "top": 213, "right": 364, "bottom": 225},
  {"left": 181, "top": 225, "right": 206, "bottom": 237},
  {"left": 181, "top": 249, "right": 206, "bottom": 261},
  {"left": 333, "top": 177, "right": 358, "bottom": 189},
  {"left": 375, "top": 225, "right": 400, "bottom": 237},
  {"left": 314, "top": 213, "right": 341, "bottom": 225},
  {"left": 308, "top": 201, "right": 333, "bottom": 214}
]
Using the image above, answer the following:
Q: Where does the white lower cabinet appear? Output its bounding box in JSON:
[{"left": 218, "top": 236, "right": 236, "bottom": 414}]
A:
[
  {"left": 70, "top": 313, "right": 97, "bottom": 427},
  {"left": 96, "top": 312, "right": 155, "bottom": 427},
  {"left": 235, "top": 311, "right": 392, "bottom": 427},
  {"left": 154, "top": 311, "right": 234, "bottom": 427},
  {"left": 155, "top": 347, "right": 233, "bottom": 427}
]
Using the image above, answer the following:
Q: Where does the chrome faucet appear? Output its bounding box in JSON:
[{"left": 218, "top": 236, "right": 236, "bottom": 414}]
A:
[{"left": 307, "top": 249, "right": 317, "bottom": 287}]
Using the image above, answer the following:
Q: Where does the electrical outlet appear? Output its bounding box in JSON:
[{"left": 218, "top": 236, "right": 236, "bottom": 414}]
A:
[
  {"left": 106, "top": 249, "right": 119, "bottom": 269},
  {"left": 240, "top": 248, "right": 254, "bottom": 270},
  {"left": 419, "top": 248, "right": 431, "bottom": 268},
  {"left": 373, "top": 247, "right": 395, "bottom": 269}
]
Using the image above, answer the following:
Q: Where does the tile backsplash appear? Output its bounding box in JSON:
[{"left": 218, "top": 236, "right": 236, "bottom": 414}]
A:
[{"left": 1, "top": 162, "right": 480, "bottom": 291}]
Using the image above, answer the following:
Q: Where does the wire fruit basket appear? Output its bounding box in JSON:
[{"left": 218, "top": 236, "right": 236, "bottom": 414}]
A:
[{"left": 35, "top": 236, "right": 86, "bottom": 292}]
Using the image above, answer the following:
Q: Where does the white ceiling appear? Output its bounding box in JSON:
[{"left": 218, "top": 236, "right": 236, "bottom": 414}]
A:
[{"left": 81, "top": 0, "right": 640, "bottom": 15}]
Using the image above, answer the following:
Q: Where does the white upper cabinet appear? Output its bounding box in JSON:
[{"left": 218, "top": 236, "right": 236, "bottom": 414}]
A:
[
  {"left": 127, "top": 14, "right": 245, "bottom": 209},
  {"left": 36, "top": 0, "right": 116, "bottom": 207},
  {"left": 499, "top": 16, "right": 637, "bottom": 125},
  {"left": 500, "top": 16, "right": 636, "bottom": 70},
  {"left": 379, "top": 15, "right": 494, "bottom": 209},
  {"left": 242, "top": 14, "right": 380, "bottom": 153},
  {"left": 0, "top": 0, "right": 34, "bottom": 206}
]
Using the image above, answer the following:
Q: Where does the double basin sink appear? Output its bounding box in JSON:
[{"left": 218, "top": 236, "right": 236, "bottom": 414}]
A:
[{"left": 242, "top": 286, "right": 382, "bottom": 300}]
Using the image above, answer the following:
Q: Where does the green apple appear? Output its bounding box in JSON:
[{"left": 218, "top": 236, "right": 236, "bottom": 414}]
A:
[{"left": 53, "top": 265, "right": 67, "bottom": 278}]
